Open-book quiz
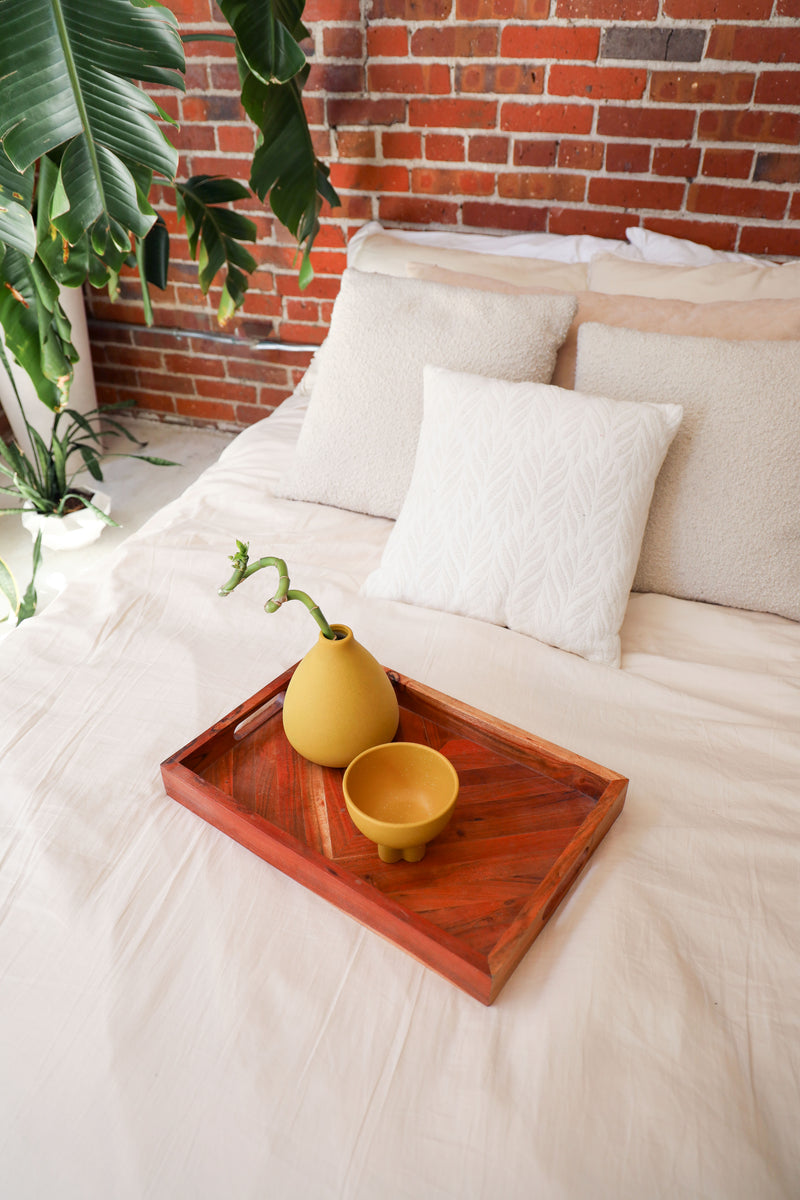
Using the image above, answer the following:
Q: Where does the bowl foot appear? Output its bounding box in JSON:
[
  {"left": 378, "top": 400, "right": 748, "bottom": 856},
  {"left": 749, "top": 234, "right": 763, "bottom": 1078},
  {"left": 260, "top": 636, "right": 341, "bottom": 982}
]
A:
[{"left": 378, "top": 843, "right": 427, "bottom": 864}]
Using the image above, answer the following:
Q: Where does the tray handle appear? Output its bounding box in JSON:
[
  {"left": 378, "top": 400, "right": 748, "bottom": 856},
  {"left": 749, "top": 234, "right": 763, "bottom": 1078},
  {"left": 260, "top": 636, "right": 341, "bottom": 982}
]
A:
[{"left": 233, "top": 693, "right": 285, "bottom": 741}]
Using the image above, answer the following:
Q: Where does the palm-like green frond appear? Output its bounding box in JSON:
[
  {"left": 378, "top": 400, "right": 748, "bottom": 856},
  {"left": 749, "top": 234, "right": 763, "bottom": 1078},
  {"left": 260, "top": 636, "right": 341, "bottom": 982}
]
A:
[
  {"left": 0, "top": 0, "right": 184, "bottom": 250},
  {"left": 175, "top": 176, "right": 258, "bottom": 325},
  {"left": 0, "top": 148, "right": 35, "bottom": 259},
  {"left": 0, "top": 246, "right": 73, "bottom": 409},
  {"left": 218, "top": 0, "right": 308, "bottom": 85},
  {"left": 0, "top": 0, "right": 338, "bottom": 410},
  {"left": 242, "top": 64, "right": 338, "bottom": 284}
]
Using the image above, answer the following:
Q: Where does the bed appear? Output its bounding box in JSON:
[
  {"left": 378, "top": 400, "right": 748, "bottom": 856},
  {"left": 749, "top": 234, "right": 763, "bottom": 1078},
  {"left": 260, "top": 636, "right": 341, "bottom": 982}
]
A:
[{"left": 2, "top": 223, "right": 799, "bottom": 1199}]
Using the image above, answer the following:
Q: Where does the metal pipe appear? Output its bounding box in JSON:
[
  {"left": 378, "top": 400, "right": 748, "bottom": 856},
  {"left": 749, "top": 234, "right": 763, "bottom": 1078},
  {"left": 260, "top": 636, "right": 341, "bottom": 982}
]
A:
[{"left": 88, "top": 320, "right": 319, "bottom": 352}]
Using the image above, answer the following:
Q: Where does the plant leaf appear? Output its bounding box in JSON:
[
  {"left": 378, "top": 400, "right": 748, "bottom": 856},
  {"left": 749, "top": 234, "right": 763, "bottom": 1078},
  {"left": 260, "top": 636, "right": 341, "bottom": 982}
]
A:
[
  {"left": 174, "top": 175, "right": 257, "bottom": 323},
  {"left": 16, "top": 530, "right": 43, "bottom": 624},
  {"left": 241, "top": 65, "right": 338, "bottom": 285},
  {"left": 217, "top": 0, "right": 307, "bottom": 86},
  {"left": 141, "top": 214, "right": 170, "bottom": 290},
  {"left": 0, "top": 246, "right": 72, "bottom": 408},
  {"left": 0, "top": 148, "right": 35, "bottom": 259},
  {"left": 0, "top": 0, "right": 183, "bottom": 269},
  {"left": 0, "top": 0, "right": 184, "bottom": 176},
  {"left": 64, "top": 493, "right": 117, "bottom": 525},
  {"left": 0, "top": 553, "right": 20, "bottom": 617},
  {"left": 51, "top": 136, "right": 157, "bottom": 249},
  {"left": 77, "top": 444, "right": 104, "bottom": 480}
]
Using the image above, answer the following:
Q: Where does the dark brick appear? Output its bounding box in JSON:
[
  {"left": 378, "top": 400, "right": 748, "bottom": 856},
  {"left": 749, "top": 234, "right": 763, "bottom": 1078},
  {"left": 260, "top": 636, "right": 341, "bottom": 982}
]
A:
[
  {"left": 602, "top": 26, "right": 705, "bottom": 62},
  {"left": 754, "top": 152, "right": 800, "bottom": 184}
]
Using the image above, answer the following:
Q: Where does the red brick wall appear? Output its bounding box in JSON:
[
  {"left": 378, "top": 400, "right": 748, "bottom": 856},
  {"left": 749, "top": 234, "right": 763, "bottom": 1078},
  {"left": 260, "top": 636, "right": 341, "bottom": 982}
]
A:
[{"left": 86, "top": 0, "right": 800, "bottom": 427}]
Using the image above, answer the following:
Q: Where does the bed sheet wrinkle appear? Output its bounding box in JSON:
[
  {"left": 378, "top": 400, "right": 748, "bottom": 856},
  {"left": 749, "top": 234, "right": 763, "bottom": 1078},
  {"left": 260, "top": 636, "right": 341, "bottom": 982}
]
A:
[{"left": 334, "top": 972, "right": 427, "bottom": 1199}]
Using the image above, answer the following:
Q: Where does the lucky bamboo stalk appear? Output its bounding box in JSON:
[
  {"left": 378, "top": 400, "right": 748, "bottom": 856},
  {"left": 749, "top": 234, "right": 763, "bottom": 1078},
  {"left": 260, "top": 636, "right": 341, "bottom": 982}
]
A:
[{"left": 218, "top": 541, "right": 337, "bottom": 639}]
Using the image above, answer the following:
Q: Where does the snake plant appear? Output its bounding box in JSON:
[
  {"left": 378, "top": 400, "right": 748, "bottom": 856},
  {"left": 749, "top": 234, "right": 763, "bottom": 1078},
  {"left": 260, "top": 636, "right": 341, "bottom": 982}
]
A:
[
  {"left": 0, "top": 531, "right": 42, "bottom": 627},
  {"left": 0, "top": 0, "right": 338, "bottom": 411},
  {"left": 0, "top": 337, "right": 176, "bottom": 521}
]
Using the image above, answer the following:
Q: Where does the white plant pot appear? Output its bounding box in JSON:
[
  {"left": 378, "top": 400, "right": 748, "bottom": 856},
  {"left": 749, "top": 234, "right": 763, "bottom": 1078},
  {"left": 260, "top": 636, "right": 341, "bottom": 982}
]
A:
[
  {"left": 0, "top": 286, "right": 98, "bottom": 456},
  {"left": 21, "top": 490, "right": 112, "bottom": 551}
]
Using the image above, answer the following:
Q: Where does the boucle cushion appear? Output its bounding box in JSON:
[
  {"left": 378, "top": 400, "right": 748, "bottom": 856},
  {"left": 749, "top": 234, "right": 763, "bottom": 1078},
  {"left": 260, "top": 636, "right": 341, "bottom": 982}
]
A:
[
  {"left": 362, "top": 365, "right": 682, "bottom": 667},
  {"left": 276, "top": 269, "right": 577, "bottom": 519},
  {"left": 575, "top": 323, "right": 800, "bottom": 621},
  {"left": 588, "top": 253, "right": 800, "bottom": 303},
  {"left": 406, "top": 260, "right": 800, "bottom": 389},
  {"left": 346, "top": 230, "right": 589, "bottom": 292}
]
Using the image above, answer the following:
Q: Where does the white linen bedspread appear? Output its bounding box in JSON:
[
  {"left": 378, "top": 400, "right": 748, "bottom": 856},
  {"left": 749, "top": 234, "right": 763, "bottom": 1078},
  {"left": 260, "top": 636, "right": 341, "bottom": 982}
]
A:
[{"left": 1, "top": 395, "right": 798, "bottom": 1200}]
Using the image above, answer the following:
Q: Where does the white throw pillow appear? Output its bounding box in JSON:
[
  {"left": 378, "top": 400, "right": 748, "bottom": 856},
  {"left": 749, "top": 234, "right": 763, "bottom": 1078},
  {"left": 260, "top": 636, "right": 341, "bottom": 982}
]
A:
[
  {"left": 625, "top": 226, "right": 762, "bottom": 266},
  {"left": 276, "top": 269, "right": 577, "bottom": 518},
  {"left": 575, "top": 323, "right": 800, "bottom": 621},
  {"left": 363, "top": 365, "right": 682, "bottom": 667}
]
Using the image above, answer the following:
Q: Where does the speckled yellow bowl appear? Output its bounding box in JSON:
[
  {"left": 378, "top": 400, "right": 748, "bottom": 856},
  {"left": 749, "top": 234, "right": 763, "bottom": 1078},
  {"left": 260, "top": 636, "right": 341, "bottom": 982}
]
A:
[{"left": 343, "top": 741, "right": 459, "bottom": 863}]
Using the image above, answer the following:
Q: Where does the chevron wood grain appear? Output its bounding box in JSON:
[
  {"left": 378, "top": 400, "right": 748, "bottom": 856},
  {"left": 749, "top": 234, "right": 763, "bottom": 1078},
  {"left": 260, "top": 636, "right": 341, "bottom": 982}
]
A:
[{"left": 161, "top": 667, "right": 627, "bottom": 1004}]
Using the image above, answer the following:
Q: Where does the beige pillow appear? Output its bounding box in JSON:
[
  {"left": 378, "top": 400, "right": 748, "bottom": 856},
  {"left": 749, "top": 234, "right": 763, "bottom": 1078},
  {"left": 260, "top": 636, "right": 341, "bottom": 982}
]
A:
[
  {"left": 588, "top": 253, "right": 800, "bottom": 303},
  {"left": 277, "top": 268, "right": 577, "bottom": 518},
  {"left": 575, "top": 323, "right": 800, "bottom": 622},
  {"left": 407, "top": 260, "right": 800, "bottom": 389},
  {"left": 348, "top": 232, "right": 588, "bottom": 292}
]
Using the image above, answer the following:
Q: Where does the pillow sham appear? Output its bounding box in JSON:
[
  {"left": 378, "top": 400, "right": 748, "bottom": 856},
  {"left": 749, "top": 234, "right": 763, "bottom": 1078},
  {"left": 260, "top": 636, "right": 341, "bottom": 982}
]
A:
[
  {"left": 276, "top": 269, "right": 577, "bottom": 518},
  {"left": 362, "top": 365, "right": 682, "bottom": 667},
  {"left": 575, "top": 323, "right": 800, "bottom": 621},
  {"left": 588, "top": 253, "right": 800, "bottom": 303},
  {"left": 406, "top": 260, "right": 800, "bottom": 389},
  {"left": 348, "top": 219, "right": 632, "bottom": 266},
  {"left": 625, "top": 226, "right": 762, "bottom": 266},
  {"left": 347, "top": 229, "right": 589, "bottom": 291}
]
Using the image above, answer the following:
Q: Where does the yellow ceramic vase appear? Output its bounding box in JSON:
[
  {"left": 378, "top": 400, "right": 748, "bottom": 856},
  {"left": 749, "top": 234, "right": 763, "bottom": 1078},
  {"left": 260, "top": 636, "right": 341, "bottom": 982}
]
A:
[{"left": 282, "top": 624, "right": 400, "bottom": 768}]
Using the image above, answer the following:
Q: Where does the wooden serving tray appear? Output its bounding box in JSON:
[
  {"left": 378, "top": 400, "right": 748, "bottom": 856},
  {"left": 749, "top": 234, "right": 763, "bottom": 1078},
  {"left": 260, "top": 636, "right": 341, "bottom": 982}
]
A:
[{"left": 161, "top": 667, "right": 627, "bottom": 1004}]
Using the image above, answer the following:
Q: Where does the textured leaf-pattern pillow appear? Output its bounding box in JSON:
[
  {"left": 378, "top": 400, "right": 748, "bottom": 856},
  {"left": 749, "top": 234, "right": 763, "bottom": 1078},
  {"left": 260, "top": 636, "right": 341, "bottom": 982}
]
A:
[{"left": 363, "top": 366, "right": 682, "bottom": 666}]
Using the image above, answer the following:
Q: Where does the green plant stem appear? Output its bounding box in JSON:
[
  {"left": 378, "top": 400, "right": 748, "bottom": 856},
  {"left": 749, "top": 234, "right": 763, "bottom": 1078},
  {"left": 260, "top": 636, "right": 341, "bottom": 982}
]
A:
[
  {"left": 218, "top": 549, "right": 337, "bottom": 639},
  {"left": 134, "top": 235, "right": 154, "bottom": 326},
  {"left": 181, "top": 34, "right": 236, "bottom": 44},
  {"left": 0, "top": 338, "right": 46, "bottom": 491}
]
